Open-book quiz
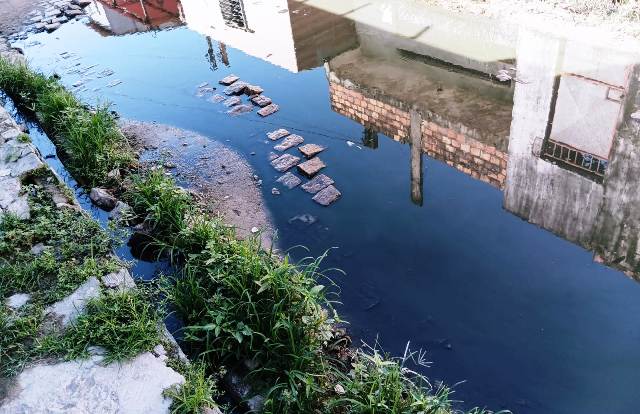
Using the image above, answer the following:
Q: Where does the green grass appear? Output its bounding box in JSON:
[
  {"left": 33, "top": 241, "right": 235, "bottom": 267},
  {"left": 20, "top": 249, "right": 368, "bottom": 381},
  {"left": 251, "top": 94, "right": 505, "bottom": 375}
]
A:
[
  {"left": 0, "top": 304, "right": 45, "bottom": 378},
  {"left": 0, "top": 58, "right": 133, "bottom": 186},
  {"left": 42, "top": 288, "right": 161, "bottom": 363},
  {"left": 165, "top": 362, "right": 223, "bottom": 414}
]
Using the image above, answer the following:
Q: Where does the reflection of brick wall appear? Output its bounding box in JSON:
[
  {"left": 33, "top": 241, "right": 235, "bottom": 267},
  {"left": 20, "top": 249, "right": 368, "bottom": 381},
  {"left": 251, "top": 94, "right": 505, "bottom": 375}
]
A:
[{"left": 329, "top": 82, "right": 508, "bottom": 188}]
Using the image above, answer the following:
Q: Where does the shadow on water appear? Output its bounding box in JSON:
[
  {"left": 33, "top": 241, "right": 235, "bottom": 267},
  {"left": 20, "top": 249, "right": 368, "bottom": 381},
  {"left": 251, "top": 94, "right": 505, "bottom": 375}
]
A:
[{"left": 8, "top": 0, "right": 640, "bottom": 412}]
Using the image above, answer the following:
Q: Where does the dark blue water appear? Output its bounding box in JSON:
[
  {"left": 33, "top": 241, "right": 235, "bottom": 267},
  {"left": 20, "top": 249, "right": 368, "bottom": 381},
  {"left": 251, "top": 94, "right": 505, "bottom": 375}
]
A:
[{"left": 15, "top": 18, "right": 640, "bottom": 414}]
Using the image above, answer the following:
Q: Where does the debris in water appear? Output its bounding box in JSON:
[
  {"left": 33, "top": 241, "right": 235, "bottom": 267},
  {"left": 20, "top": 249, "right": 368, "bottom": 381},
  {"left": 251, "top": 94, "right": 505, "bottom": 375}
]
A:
[
  {"left": 107, "top": 79, "right": 123, "bottom": 88},
  {"left": 219, "top": 74, "right": 240, "bottom": 85},
  {"left": 298, "top": 143, "right": 325, "bottom": 158},
  {"left": 274, "top": 134, "right": 304, "bottom": 151},
  {"left": 312, "top": 185, "right": 341, "bottom": 206},
  {"left": 208, "top": 94, "right": 225, "bottom": 103},
  {"left": 276, "top": 172, "right": 302, "bottom": 189},
  {"left": 288, "top": 213, "right": 317, "bottom": 225},
  {"left": 224, "top": 81, "right": 249, "bottom": 95},
  {"left": 244, "top": 84, "right": 264, "bottom": 96},
  {"left": 251, "top": 95, "right": 272, "bottom": 107},
  {"left": 227, "top": 104, "right": 254, "bottom": 116},
  {"left": 271, "top": 154, "right": 301, "bottom": 172},
  {"left": 267, "top": 128, "right": 289, "bottom": 141},
  {"left": 223, "top": 96, "right": 241, "bottom": 107},
  {"left": 197, "top": 82, "right": 209, "bottom": 88},
  {"left": 96, "top": 69, "right": 114, "bottom": 78},
  {"left": 195, "top": 86, "right": 216, "bottom": 97},
  {"left": 301, "top": 174, "right": 334, "bottom": 194},
  {"left": 271, "top": 188, "right": 280, "bottom": 196},
  {"left": 258, "top": 103, "right": 279, "bottom": 117},
  {"left": 297, "top": 157, "right": 326, "bottom": 178}
]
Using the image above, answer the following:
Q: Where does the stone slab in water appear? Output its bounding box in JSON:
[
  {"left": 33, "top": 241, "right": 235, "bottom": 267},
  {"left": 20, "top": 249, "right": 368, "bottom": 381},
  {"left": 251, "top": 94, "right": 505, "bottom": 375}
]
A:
[
  {"left": 227, "top": 104, "right": 254, "bottom": 116},
  {"left": 224, "top": 81, "right": 248, "bottom": 95},
  {"left": 245, "top": 84, "right": 264, "bottom": 95},
  {"left": 274, "top": 134, "right": 304, "bottom": 151},
  {"left": 299, "top": 143, "right": 325, "bottom": 158},
  {"left": 301, "top": 174, "right": 334, "bottom": 194},
  {"left": 258, "top": 104, "right": 279, "bottom": 117},
  {"left": 267, "top": 128, "right": 289, "bottom": 141},
  {"left": 271, "top": 154, "right": 301, "bottom": 172},
  {"left": 251, "top": 95, "right": 272, "bottom": 107},
  {"left": 208, "top": 94, "right": 225, "bottom": 103},
  {"left": 312, "top": 185, "right": 341, "bottom": 206},
  {"left": 223, "top": 96, "right": 241, "bottom": 107},
  {"left": 219, "top": 74, "right": 239, "bottom": 85},
  {"left": 276, "top": 172, "right": 302, "bottom": 189},
  {"left": 297, "top": 157, "right": 326, "bottom": 177}
]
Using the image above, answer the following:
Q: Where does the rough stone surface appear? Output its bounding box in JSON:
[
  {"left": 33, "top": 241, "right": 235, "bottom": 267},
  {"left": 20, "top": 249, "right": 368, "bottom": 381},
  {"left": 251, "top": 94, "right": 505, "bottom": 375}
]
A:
[
  {"left": 274, "top": 134, "right": 304, "bottom": 151},
  {"left": 312, "top": 185, "right": 342, "bottom": 206},
  {"left": 271, "top": 154, "right": 301, "bottom": 172},
  {"left": 299, "top": 143, "right": 325, "bottom": 158},
  {"left": 257, "top": 103, "right": 279, "bottom": 117},
  {"left": 227, "top": 104, "right": 254, "bottom": 116},
  {"left": 101, "top": 268, "right": 136, "bottom": 291},
  {"left": 244, "top": 84, "right": 264, "bottom": 95},
  {"left": 267, "top": 128, "right": 289, "bottom": 141},
  {"left": 301, "top": 174, "right": 334, "bottom": 194},
  {"left": 6, "top": 293, "right": 31, "bottom": 310},
  {"left": 0, "top": 352, "right": 184, "bottom": 414},
  {"left": 251, "top": 95, "right": 272, "bottom": 107},
  {"left": 208, "top": 94, "right": 225, "bottom": 103},
  {"left": 276, "top": 172, "right": 302, "bottom": 189},
  {"left": 45, "top": 277, "right": 101, "bottom": 327},
  {"left": 89, "top": 187, "right": 117, "bottom": 211},
  {"left": 222, "top": 96, "right": 241, "bottom": 107},
  {"left": 297, "top": 157, "right": 326, "bottom": 177},
  {"left": 108, "top": 200, "right": 131, "bottom": 222},
  {"left": 224, "top": 81, "right": 248, "bottom": 95},
  {"left": 219, "top": 74, "right": 239, "bottom": 85}
]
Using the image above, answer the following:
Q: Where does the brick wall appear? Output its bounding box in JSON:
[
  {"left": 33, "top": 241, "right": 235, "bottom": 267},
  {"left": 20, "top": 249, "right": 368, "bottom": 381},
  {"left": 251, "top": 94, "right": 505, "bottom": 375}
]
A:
[{"left": 329, "top": 82, "right": 508, "bottom": 188}]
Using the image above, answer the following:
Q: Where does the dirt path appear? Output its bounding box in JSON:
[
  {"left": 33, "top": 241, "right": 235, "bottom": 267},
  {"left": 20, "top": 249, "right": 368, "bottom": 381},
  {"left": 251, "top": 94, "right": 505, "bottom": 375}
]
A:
[{"left": 120, "top": 120, "right": 276, "bottom": 248}]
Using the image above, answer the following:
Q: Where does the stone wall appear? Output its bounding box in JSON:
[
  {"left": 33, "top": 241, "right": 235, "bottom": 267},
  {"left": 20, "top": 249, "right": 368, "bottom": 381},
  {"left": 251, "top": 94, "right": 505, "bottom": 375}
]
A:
[{"left": 329, "top": 81, "right": 508, "bottom": 188}]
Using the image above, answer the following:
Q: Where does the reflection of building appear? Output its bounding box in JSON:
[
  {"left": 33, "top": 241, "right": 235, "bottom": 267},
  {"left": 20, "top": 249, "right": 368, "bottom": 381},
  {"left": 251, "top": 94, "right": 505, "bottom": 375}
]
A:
[
  {"left": 180, "top": 0, "right": 358, "bottom": 72},
  {"left": 87, "top": 0, "right": 185, "bottom": 35}
]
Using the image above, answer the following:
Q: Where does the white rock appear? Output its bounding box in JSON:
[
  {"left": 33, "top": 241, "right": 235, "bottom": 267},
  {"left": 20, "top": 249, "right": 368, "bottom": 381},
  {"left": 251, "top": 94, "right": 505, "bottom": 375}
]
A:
[
  {"left": 6, "top": 293, "right": 31, "bottom": 310},
  {"left": 0, "top": 352, "right": 184, "bottom": 414},
  {"left": 45, "top": 277, "right": 101, "bottom": 327},
  {"left": 101, "top": 268, "right": 135, "bottom": 290}
]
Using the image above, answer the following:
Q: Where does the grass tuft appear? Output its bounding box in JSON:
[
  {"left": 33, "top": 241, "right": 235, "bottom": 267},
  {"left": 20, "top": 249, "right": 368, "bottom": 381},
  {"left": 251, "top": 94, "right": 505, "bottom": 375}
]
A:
[{"left": 165, "top": 361, "right": 223, "bottom": 414}]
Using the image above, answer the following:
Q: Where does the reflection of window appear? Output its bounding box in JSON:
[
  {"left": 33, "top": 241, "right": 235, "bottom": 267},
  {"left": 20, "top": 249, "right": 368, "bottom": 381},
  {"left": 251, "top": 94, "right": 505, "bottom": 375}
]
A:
[{"left": 219, "top": 0, "right": 249, "bottom": 31}]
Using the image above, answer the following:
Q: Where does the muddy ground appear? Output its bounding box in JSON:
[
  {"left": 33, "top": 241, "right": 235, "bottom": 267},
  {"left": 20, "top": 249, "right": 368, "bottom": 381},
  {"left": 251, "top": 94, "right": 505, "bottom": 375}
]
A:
[{"left": 120, "top": 120, "right": 276, "bottom": 248}]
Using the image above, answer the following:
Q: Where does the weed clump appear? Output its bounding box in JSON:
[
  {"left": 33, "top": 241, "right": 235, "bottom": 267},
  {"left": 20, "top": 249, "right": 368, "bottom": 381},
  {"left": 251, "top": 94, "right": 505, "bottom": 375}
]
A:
[{"left": 165, "top": 362, "right": 223, "bottom": 414}]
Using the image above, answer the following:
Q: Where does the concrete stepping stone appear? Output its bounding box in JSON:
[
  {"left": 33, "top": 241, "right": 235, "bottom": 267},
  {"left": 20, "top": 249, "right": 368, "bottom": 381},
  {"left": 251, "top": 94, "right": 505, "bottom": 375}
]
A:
[
  {"left": 227, "top": 104, "right": 254, "bottom": 116},
  {"left": 245, "top": 85, "right": 264, "bottom": 95},
  {"left": 297, "top": 157, "right": 325, "bottom": 177},
  {"left": 258, "top": 104, "right": 279, "bottom": 117},
  {"left": 268, "top": 152, "right": 280, "bottom": 161},
  {"left": 251, "top": 95, "right": 272, "bottom": 107},
  {"left": 224, "top": 81, "right": 248, "bottom": 95},
  {"left": 312, "top": 185, "right": 341, "bottom": 206},
  {"left": 274, "top": 134, "right": 304, "bottom": 151},
  {"left": 298, "top": 143, "right": 325, "bottom": 159},
  {"left": 271, "top": 154, "right": 300, "bottom": 172},
  {"left": 208, "top": 94, "right": 225, "bottom": 103},
  {"left": 267, "top": 128, "right": 289, "bottom": 141},
  {"left": 195, "top": 86, "right": 215, "bottom": 97},
  {"left": 276, "top": 172, "right": 302, "bottom": 189},
  {"left": 301, "top": 174, "right": 334, "bottom": 194},
  {"left": 219, "top": 74, "right": 239, "bottom": 85},
  {"left": 223, "top": 96, "right": 241, "bottom": 107}
]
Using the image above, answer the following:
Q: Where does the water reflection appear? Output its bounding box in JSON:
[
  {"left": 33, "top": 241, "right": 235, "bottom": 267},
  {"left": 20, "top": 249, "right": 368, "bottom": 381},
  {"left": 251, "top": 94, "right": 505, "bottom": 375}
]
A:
[{"left": 87, "top": 0, "right": 185, "bottom": 35}]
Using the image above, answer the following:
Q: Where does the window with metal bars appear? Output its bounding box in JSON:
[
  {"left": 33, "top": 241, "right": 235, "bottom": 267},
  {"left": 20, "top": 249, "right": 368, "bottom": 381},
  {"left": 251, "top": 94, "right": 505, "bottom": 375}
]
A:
[
  {"left": 542, "top": 138, "right": 607, "bottom": 181},
  {"left": 219, "top": 0, "right": 249, "bottom": 30}
]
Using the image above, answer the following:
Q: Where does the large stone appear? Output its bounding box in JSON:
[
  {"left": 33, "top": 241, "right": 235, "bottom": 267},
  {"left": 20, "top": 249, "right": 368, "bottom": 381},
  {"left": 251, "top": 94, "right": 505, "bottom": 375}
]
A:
[
  {"left": 109, "top": 200, "right": 131, "bottom": 222},
  {"left": 11, "top": 152, "right": 44, "bottom": 177},
  {"left": 251, "top": 95, "right": 272, "bottom": 107},
  {"left": 244, "top": 84, "right": 264, "bottom": 96},
  {"left": 298, "top": 143, "right": 325, "bottom": 158},
  {"left": 6, "top": 293, "right": 31, "bottom": 310},
  {"left": 267, "top": 128, "right": 289, "bottom": 141},
  {"left": 297, "top": 157, "right": 326, "bottom": 177},
  {"left": 45, "top": 23, "right": 61, "bottom": 32},
  {"left": 274, "top": 134, "right": 304, "bottom": 151},
  {"left": 45, "top": 277, "right": 101, "bottom": 327},
  {"left": 227, "top": 104, "right": 254, "bottom": 116},
  {"left": 257, "top": 104, "right": 279, "bottom": 117},
  {"left": 312, "top": 185, "right": 341, "bottom": 206},
  {"left": 224, "top": 81, "right": 248, "bottom": 95},
  {"left": 276, "top": 172, "right": 302, "bottom": 189},
  {"left": 301, "top": 174, "right": 334, "bottom": 194},
  {"left": 89, "top": 187, "right": 117, "bottom": 211},
  {"left": 0, "top": 352, "right": 184, "bottom": 414},
  {"left": 219, "top": 74, "right": 239, "bottom": 85},
  {"left": 223, "top": 96, "right": 241, "bottom": 107},
  {"left": 101, "top": 268, "right": 136, "bottom": 291},
  {"left": 271, "top": 154, "right": 300, "bottom": 172},
  {"left": 208, "top": 94, "right": 225, "bottom": 103}
]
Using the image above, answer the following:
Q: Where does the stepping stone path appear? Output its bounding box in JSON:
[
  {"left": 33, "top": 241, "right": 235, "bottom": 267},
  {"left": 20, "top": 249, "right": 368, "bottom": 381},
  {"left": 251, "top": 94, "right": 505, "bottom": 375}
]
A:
[
  {"left": 258, "top": 104, "right": 279, "bottom": 117},
  {"left": 224, "top": 81, "right": 249, "bottom": 95},
  {"left": 301, "top": 174, "right": 334, "bottom": 194},
  {"left": 227, "top": 104, "right": 254, "bottom": 116},
  {"left": 251, "top": 95, "right": 272, "bottom": 107},
  {"left": 299, "top": 143, "right": 325, "bottom": 158},
  {"left": 208, "top": 94, "right": 225, "bottom": 103},
  {"left": 274, "top": 134, "right": 304, "bottom": 151},
  {"left": 268, "top": 152, "right": 280, "bottom": 161},
  {"left": 267, "top": 129, "right": 290, "bottom": 141},
  {"left": 297, "top": 157, "right": 326, "bottom": 177},
  {"left": 277, "top": 172, "right": 302, "bottom": 189},
  {"left": 219, "top": 74, "right": 240, "bottom": 85},
  {"left": 313, "top": 185, "right": 341, "bottom": 206},
  {"left": 245, "top": 85, "right": 264, "bottom": 95},
  {"left": 223, "top": 96, "right": 241, "bottom": 107},
  {"left": 271, "top": 154, "right": 301, "bottom": 172}
]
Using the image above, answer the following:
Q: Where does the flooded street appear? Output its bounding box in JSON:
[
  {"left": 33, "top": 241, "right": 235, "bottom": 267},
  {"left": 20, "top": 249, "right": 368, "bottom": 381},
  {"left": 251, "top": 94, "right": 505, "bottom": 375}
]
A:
[{"left": 7, "top": 0, "right": 640, "bottom": 412}]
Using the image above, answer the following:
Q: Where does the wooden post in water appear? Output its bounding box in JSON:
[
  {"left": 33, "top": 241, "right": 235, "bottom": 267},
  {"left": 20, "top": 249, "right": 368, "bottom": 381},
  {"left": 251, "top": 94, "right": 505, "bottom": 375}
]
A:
[{"left": 410, "top": 108, "right": 424, "bottom": 206}]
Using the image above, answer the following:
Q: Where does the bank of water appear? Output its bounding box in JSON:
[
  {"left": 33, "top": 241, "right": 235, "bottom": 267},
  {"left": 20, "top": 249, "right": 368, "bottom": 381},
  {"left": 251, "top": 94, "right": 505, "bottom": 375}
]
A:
[{"left": 11, "top": 8, "right": 640, "bottom": 414}]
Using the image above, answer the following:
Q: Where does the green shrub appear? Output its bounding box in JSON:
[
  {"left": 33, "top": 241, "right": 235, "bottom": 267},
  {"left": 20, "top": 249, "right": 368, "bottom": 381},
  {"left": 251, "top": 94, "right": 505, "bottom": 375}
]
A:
[
  {"left": 165, "top": 362, "right": 222, "bottom": 414},
  {"left": 0, "top": 305, "right": 44, "bottom": 377}
]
